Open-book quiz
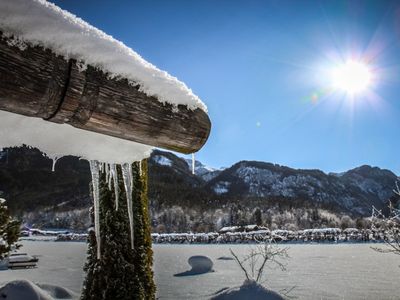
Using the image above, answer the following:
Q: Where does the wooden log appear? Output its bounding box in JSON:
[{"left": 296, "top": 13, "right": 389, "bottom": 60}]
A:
[{"left": 0, "top": 33, "right": 211, "bottom": 154}]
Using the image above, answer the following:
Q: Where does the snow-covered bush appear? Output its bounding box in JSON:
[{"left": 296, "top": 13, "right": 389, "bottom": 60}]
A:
[
  {"left": 0, "top": 198, "right": 21, "bottom": 258},
  {"left": 230, "top": 242, "right": 289, "bottom": 283},
  {"left": 371, "top": 181, "right": 400, "bottom": 257}
]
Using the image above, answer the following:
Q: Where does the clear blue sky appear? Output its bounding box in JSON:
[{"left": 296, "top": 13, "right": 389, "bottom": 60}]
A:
[{"left": 52, "top": 0, "right": 400, "bottom": 175}]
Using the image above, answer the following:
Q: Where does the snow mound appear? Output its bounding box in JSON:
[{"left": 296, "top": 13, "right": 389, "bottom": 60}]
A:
[
  {"left": 37, "top": 284, "right": 77, "bottom": 299},
  {"left": 0, "top": 0, "right": 206, "bottom": 112},
  {"left": 0, "top": 280, "right": 76, "bottom": 300},
  {"left": 174, "top": 255, "right": 214, "bottom": 276},
  {"left": 211, "top": 280, "right": 285, "bottom": 300}
]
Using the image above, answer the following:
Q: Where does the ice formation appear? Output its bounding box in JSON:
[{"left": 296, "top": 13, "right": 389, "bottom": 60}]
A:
[
  {"left": 107, "top": 166, "right": 112, "bottom": 189},
  {"left": 110, "top": 164, "right": 119, "bottom": 211},
  {"left": 88, "top": 161, "right": 137, "bottom": 255},
  {"left": 51, "top": 157, "right": 58, "bottom": 172},
  {"left": 122, "top": 163, "right": 135, "bottom": 249},
  {"left": 105, "top": 164, "right": 110, "bottom": 186},
  {"left": 0, "top": 111, "right": 153, "bottom": 164},
  {"left": 192, "top": 153, "right": 195, "bottom": 175},
  {"left": 0, "top": 0, "right": 206, "bottom": 112},
  {"left": 89, "top": 160, "right": 101, "bottom": 259}
]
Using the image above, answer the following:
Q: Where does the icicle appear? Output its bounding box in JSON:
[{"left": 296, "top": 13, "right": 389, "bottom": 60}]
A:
[
  {"left": 105, "top": 163, "right": 110, "bottom": 186},
  {"left": 110, "top": 164, "right": 119, "bottom": 210},
  {"left": 122, "top": 163, "right": 135, "bottom": 249},
  {"left": 191, "top": 153, "right": 195, "bottom": 175},
  {"left": 89, "top": 160, "right": 101, "bottom": 259},
  {"left": 51, "top": 156, "right": 59, "bottom": 172},
  {"left": 108, "top": 166, "right": 113, "bottom": 191},
  {"left": 139, "top": 161, "right": 142, "bottom": 176}
]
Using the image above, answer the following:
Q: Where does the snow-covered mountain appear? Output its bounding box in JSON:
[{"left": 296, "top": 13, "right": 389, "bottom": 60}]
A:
[
  {"left": 151, "top": 151, "right": 398, "bottom": 215},
  {"left": 1, "top": 147, "right": 398, "bottom": 231},
  {"left": 184, "top": 158, "right": 222, "bottom": 181}
]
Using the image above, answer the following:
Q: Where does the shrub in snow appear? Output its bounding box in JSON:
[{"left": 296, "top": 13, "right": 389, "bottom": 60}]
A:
[
  {"left": 0, "top": 198, "right": 21, "bottom": 259},
  {"left": 229, "top": 242, "right": 289, "bottom": 284},
  {"left": 211, "top": 242, "right": 290, "bottom": 299},
  {"left": 371, "top": 181, "right": 400, "bottom": 258}
]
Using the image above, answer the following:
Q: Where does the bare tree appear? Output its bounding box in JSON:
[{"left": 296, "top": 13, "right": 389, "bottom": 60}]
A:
[
  {"left": 230, "top": 242, "right": 289, "bottom": 284},
  {"left": 371, "top": 180, "right": 400, "bottom": 257}
]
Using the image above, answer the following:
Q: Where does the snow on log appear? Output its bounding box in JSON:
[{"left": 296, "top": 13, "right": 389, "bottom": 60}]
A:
[
  {"left": 0, "top": 0, "right": 211, "bottom": 154},
  {"left": 0, "top": 34, "right": 210, "bottom": 154}
]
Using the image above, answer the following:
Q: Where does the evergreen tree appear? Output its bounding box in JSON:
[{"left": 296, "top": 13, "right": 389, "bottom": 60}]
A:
[
  {"left": 131, "top": 160, "right": 155, "bottom": 297},
  {"left": 252, "top": 207, "right": 263, "bottom": 226},
  {"left": 81, "top": 161, "right": 156, "bottom": 300},
  {"left": 0, "top": 198, "right": 20, "bottom": 259}
]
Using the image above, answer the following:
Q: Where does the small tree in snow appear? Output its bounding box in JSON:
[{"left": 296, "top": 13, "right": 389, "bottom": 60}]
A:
[
  {"left": 230, "top": 242, "right": 289, "bottom": 284},
  {"left": 371, "top": 180, "right": 400, "bottom": 257},
  {"left": 252, "top": 207, "right": 263, "bottom": 226},
  {"left": 0, "top": 198, "right": 20, "bottom": 259},
  {"left": 340, "top": 215, "right": 355, "bottom": 230}
]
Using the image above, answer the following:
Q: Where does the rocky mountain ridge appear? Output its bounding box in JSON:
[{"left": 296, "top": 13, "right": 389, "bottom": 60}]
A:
[
  {"left": 0, "top": 147, "right": 398, "bottom": 231},
  {"left": 151, "top": 150, "right": 397, "bottom": 216}
]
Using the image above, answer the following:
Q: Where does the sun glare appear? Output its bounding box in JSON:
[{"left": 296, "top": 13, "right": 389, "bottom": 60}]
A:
[{"left": 331, "top": 60, "right": 372, "bottom": 94}]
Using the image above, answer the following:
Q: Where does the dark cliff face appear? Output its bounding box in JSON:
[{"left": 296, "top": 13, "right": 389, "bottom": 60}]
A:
[
  {"left": 0, "top": 147, "right": 397, "bottom": 218},
  {"left": 0, "top": 146, "right": 91, "bottom": 214}
]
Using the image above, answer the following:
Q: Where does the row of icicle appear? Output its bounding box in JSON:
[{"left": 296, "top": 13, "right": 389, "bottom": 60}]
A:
[
  {"left": 89, "top": 161, "right": 139, "bottom": 259},
  {"left": 52, "top": 153, "right": 196, "bottom": 260}
]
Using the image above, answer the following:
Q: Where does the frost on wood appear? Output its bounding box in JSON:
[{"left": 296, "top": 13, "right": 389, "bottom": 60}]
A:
[
  {"left": 0, "top": 0, "right": 206, "bottom": 112},
  {"left": 122, "top": 163, "right": 135, "bottom": 249},
  {"left": 89, "top": 160, "right": 101, "bottom": 260}
]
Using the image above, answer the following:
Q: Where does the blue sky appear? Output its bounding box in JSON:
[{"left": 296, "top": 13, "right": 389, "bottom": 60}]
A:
[{"left": 53, "top": 0, "right": 400, "bottom": 175}]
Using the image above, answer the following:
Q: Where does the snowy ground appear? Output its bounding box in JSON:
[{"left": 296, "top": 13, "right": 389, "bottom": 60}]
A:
[
  {"left": 0, "top": 242, "right": 85, "bottom": 295},
  {"left": 0, "top": 241, "right": 399, "bottom": 299}
]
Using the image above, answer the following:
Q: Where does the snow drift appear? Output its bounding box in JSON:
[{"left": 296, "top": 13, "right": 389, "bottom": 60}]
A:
[
  {"left": 174, "top": 255, "right": 214, "bottom": 276},
  {"left": 211, "top": 280, "right": 285, "bottom": 300},
  {"left": 0, "top": 280, "right": 77, "bottom": 300}
]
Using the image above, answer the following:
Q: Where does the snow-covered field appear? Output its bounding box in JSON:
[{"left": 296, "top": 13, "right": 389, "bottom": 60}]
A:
[{"left": 0, "top": 241, "right": 399, "bottom": 299}]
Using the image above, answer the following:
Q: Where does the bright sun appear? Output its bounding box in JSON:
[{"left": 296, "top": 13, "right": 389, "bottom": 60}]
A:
[{"left": 331, "top": 60, "right": 372, "bottom": 94}]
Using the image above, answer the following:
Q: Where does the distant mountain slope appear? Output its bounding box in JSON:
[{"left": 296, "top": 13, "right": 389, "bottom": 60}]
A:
[
  {"left": 148, "top": 150, "right": 210, "bottom": 210},
  {"left": 0, "top": 147, "right": 397, "bottom": 224},
  {"left": 184, "top": 158, "right": 222, "bottom": 181},
  {"left": 203, "top": 160, "right": 397, "bottom": 215},
  {"left": 0, "top": 147, "right": 91, "bottom": 214}
]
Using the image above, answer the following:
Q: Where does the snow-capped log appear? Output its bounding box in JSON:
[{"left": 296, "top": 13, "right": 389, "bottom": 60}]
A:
[{"left": 0, "top": 34, "right": 210, "bottom": 153}]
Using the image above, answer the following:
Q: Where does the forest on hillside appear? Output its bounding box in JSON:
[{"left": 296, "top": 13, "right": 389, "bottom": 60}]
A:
[{"left": 1, "top": 147, "right": 398, "bottom": 233}]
